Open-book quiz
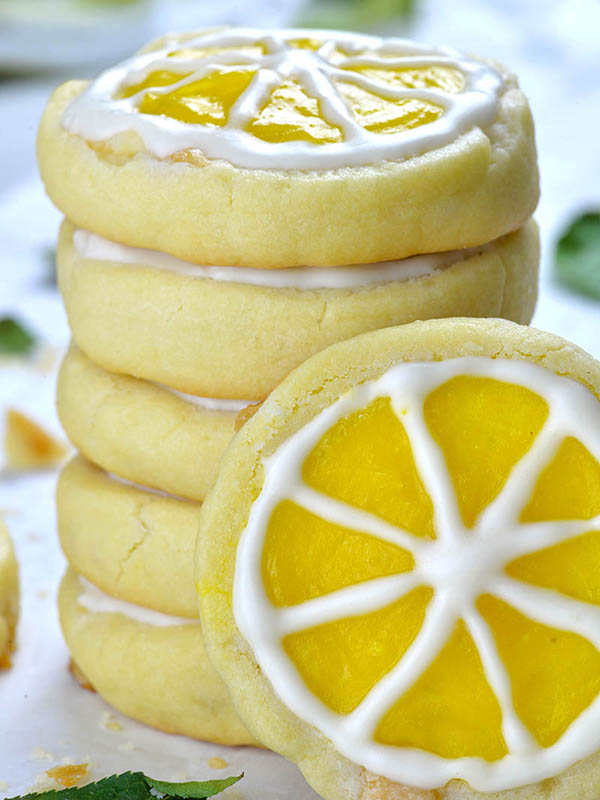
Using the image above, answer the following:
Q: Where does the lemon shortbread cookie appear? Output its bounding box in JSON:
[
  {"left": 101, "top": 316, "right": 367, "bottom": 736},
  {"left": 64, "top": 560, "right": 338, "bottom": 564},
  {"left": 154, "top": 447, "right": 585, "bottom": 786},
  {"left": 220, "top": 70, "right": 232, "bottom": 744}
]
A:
[
  {"left": 197, "top": 318, "right": 600, "bottom": 799},
  {"left": 58, "top": 456, "right": 201, "bottom": 617},
  {"left": 59, "top": 569, "right": 255, "bottom": 744},
  {"left": 0, "top": 519, "right": 19, "bottom": 667},
  {"left": 59, "top": 218, "right": 538, "bottom": 399},
  {"left": 38, "top": 28, "right": 538, "bottom": 268},
  {"left": 58, "top": 346, "right": 242, "bottom": 501}
]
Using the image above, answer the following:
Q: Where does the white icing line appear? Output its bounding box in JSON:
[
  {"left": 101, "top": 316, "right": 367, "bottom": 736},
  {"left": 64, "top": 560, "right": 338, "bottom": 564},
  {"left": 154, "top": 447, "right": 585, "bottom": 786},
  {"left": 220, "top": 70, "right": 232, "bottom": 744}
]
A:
[
  {"left": 342, "top": 593, "right": 454, "bottom": 739},
  {"left": 77, "top": 577, "right": 197, "bottom": 627},
  {"left": 291, "top": 484, "right": 426, "bottom": 555},
  {"left": 62, "top": 27, "right": 504, "bottom": 170},
  {"left": 105, "top": 470, "right": 190, "bottom": 502},
  {"left": 490, "top": 576, "right": 600, "bottom": 651},
  {"left": 234, "top": 356, "right": 600, "bottom": 792},
  {"left": 392, "top": 400, "right": 464, "bottom": 542},
  {"left": 511, "top": 517, "right": 600, "bottom": 557},
  {"left": 462, "top": 608, "right": 539, "bottom": 755},
  {"left": 276, "top": 573, "right": 421, "bottom": 636},
  {"left": 476, "top": 415, "right": 563, "bottom": 531},
  {"left": 72, "top": 227, "right": 479, "bottom": 289},
  {"left": 157, "top": 384, "right": 250, "bottom": 413}
]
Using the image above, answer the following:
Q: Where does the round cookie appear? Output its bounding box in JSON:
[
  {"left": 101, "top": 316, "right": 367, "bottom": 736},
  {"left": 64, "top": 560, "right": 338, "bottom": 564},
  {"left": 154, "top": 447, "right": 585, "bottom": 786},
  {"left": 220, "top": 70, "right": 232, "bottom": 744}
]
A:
[
  {"left": 57, "top": 455, "right": 201, "bottom": 618},
  {"left": 197, "top": 318, "right": 600, "bottom": 800},
  {"left": 37, "top": 29, "right": 538, "bottom": 268},
  {"left": 58, "top": 218, "right": 539, "bottom": 399},
  {"left": 0, "top": 519, "right": 19, "bottom": 667},
  {"left": 59, "top": 568, "right": 256, "bottom": 745},
  {"left": 58, "top": 345, "right": 241, "bottom": 501}
]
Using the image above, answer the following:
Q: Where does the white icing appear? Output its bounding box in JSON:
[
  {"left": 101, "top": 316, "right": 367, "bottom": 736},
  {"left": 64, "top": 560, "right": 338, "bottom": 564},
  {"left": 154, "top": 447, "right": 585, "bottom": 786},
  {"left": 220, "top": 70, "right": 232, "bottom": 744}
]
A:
[
  {"left": 153, "top": 383, "right": 250, "bottom": 413},
  {"left": 233, "top": 356, "right": 600, "bottom": 792},
  {"left": 62, "top": 28, "right": 504, "bottom": 170},
  {"left": 73, "top": 227, "right": 483, "bottom": 289},
  {"left": 105, "top": 470, "right": 187, "bottom": 501},
  {"left": 77, "top": 577, "right": 197, "bottom": 627}
]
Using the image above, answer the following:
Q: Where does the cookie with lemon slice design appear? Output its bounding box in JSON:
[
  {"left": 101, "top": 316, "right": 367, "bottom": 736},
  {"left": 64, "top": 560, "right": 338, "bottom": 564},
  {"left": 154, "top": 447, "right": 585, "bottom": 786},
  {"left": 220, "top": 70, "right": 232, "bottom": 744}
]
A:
[
  {"left": 38, "top": 28, "right": 538, "bottom": 267},
  {"left": 197, "top": 318, "right": 600, "bottom": 800}
]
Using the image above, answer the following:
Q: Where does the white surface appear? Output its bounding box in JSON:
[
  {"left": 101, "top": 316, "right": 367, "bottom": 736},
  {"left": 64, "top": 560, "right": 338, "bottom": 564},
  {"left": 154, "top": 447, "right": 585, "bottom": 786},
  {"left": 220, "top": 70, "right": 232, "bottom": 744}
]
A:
[{"left": 0, "top": 0, "right": 599, "bottom": 795}]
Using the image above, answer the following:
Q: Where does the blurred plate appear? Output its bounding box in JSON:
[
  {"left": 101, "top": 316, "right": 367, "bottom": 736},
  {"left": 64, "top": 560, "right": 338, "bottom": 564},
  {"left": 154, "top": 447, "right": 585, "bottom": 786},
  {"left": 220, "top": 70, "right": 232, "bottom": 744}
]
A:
[{"left": 0, "top": 0, "right": 158, "bottom": 72}]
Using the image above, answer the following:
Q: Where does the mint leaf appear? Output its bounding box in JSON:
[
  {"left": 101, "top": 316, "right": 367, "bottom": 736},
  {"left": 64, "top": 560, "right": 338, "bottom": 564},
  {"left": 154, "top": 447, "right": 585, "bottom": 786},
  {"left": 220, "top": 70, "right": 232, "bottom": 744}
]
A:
[
  {"left": 4, "top": 772, "right": 148, "bottom": 800},
  {"left": 146, "top": 776, "right": 242, "bottom": 798},
  {"left": 0, "top": 317, "right": 36, "bottom": 355},
  {"left": 4, "top": 772, "right": 243, "bottom": 800},
  {"left": 555, "top": 211, "right": 600, "bottom": 299}
]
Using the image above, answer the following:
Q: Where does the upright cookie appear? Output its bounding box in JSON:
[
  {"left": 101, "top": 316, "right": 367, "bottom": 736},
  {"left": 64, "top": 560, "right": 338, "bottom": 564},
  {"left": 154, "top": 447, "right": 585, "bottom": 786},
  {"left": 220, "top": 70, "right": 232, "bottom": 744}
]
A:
[{"left": 198, "top": 318, "right": 600, "bottom": 799}]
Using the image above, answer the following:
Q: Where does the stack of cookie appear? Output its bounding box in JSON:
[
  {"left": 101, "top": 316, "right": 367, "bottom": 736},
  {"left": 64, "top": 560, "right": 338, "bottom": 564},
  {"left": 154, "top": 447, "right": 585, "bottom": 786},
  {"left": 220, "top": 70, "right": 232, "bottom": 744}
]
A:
[{"left": 38, "top": 27, "right": 539, "bottom": 740}]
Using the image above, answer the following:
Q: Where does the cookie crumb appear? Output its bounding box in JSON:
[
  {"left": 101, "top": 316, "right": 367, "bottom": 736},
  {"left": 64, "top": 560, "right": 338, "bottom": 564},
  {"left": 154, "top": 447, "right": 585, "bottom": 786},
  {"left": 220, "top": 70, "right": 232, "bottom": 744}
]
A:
[
  {"left": 208, "top": 757, "right": 228, "bottom": 770},
  {"left": 0, "top": 780, "right": 8, "bottom": 791},
  {"left": 29, "top": 748, "right": 54, "bottom": 762},
  {"left": 100, "top": 711, "right": 123, "bottom": 731},
  {"left": 46, "top": 764, "right": 89, "bottom": 788},
  {"left": 4, "top": 409, "right": 68, "bottom": 470},
  {"left": 27, "top": 763, "right": 88, "bottom": 793},
  {"left": 118, "top": 741, "right": 134, "bottom": 752}
]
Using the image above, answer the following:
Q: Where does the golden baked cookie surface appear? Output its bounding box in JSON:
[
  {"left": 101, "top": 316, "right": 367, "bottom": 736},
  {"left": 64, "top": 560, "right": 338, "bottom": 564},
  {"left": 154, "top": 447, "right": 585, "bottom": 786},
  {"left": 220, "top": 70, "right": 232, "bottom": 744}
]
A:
[
  {"left": 197, "top": 319, "right": 600, "bottom": 800},
  {"left": 57, "top": 456, "right": 201, "bottom": 617},
  {"left": 57, "top": 345, "right": 239, "bottom": 501},
  {"left": 59, "top": 569, "right": 255, "bottom": 745},
  {"left": 57, "top": 219, "right": 539, "bottom": 399}
]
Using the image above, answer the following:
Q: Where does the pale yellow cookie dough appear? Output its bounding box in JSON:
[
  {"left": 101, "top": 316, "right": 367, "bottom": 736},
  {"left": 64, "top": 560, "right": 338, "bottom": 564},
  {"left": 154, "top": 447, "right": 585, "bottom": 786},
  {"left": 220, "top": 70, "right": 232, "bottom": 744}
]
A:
[
  {"left": 0, "top": 518, "right": 18, "bottom": 667},
  {"left": 196, "top": 318, "right": 600, "bottom": 800},
  {"left": 57, "top": 455, "right": 200, "bottom": 618},
  {"left": 37, "top": 52, "right": 538, "bottom": 268},
  {"left": 58, "top": 218, "right": 539, "bottom": 400},
  {"left": 59, "top": 568, "right": 256, "bottom": 745},
  {"left": 57, "top": 346, "right": 237, "bottom": 501}
]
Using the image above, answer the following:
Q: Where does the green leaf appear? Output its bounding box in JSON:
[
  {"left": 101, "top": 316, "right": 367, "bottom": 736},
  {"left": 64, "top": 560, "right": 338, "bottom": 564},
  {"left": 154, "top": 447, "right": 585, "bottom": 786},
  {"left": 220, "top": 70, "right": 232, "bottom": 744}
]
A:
[
  {"left": 0, "top": 317, "right": 36, "bottom": 356},
  {"left": 145, "top": 775, "right": 242, "bottom": 798},
  {"left": 4, "top": 771, "right": 243, "bottom": 800},
  {"left": 555, "top": 211, "right": 600, "bottom": 299},
  {"left": 40, "top": 246, "right": 57, "bottom": 287},
  {"left": 296, "top": 0, "right": 416, "bottom": 27}
]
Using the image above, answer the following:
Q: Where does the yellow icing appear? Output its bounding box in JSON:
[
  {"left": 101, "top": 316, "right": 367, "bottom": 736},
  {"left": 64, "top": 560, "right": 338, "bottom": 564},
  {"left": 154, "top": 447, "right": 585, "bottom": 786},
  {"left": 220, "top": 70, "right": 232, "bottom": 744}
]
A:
[
  {"left": 424, "top": 376, "right": 549, "bottom": 528},
  {"left": 303, "top": 397, "right": 435, "bottom": 536},
  {"left": 375, "top": 620, "right": 507, "bottom": 760},
  {"left": 262, "top": 500, "right": 414, "bottom": 607},
  {"left": 283, "top": 587, "right": 432, "bottom": 714}
]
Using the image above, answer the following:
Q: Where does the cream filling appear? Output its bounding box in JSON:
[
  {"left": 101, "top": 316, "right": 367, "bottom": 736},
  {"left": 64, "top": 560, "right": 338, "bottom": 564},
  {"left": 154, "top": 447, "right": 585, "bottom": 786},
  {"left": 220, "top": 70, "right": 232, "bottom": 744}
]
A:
[
  {"left": 77, "top": 576, "right": 196, "bottom": 627},
  {"left": 158, "top": 385, "right": 250, "bottom": 413},
  {"left": 233, "top": 356, "right": 600, "bottom": 793},
  {"left": 105, "top": 470, "right": 190, "bottom": 502},
  {"left": 73, "top": 227, "right": 486, "bottom": 290},
  {"left": 62, "top": 28, "right": 504, "bottom": 171}
]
